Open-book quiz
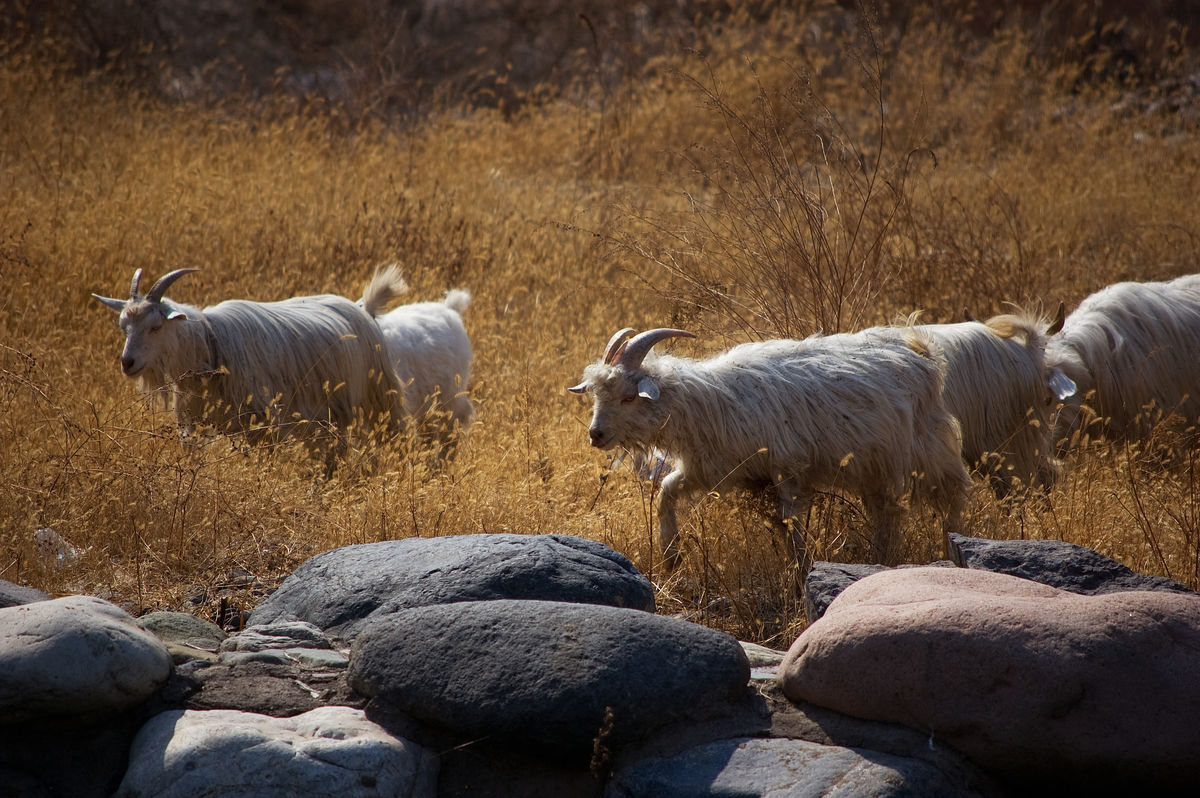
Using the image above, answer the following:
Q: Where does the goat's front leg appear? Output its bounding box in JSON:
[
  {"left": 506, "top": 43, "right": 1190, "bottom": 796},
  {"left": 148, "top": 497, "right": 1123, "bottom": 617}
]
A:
[
  {"left": 862, "top": 491, "right": 904, "bottom": 565},
  {"left": 775, "top": 478, "right": 814, "bottom": 570},
  {"left": 657, "top": 469, "right": 687, "bottom": 569}
]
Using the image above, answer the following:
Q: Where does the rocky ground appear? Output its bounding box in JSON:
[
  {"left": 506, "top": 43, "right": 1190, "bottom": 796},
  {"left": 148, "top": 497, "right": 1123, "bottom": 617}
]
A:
[{"left": 2, "top": 531, "right": 1198, "bottom": 796}]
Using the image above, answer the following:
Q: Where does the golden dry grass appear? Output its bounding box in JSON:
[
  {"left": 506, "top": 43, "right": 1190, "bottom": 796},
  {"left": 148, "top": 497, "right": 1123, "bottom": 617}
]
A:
[{"left": 2, "top": 4, "right": 1198, "bottom": 647}]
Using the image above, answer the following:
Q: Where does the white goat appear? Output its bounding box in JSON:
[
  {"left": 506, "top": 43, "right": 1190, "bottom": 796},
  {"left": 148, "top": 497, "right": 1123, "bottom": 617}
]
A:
[
  {"left": 1046, "top": 274, "right": 1200, "bottom": 451},
  {"left": 359, "top": 264, "right": 474, "bottom": 451},
  {"left": 570, "top": 327, "right": 972, "bottom": 567},
  {"left": 917, "top": 307, "right": 1074, "bottom": 500},
  {"left": 93, "top": 268, "right": 406, "bottom": 464}
]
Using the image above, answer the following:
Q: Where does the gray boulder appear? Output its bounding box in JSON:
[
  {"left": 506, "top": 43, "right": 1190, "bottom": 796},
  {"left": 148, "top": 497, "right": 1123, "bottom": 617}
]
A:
[
  {"left": 250, "top": 534, "right": 655, "bottom": 641},
  {"left": 0, "top": 595, "right": 173, "bottom": 724},
  {"left": 0, "top": 596, "right": 174, "bottom": 798},
  {"left": 137, "top": 610, "right": 227, "bottom": 664},
  {"left": 803, "top": 562, "right": 892, "bottom": 623},
  {"left": 0, "top": 578, "right": 50, "bottom": 608},
  {"left": 607, "top": 736, "right": 985, "bottom": 798},
  {"left": 348, "top": 599, "right": 750, "bottom": 760},
  {"left": 114, "top": 706, "right": 437, "bottom": 798},
  {"left": 779, "top": 566, "right": 1200, "bottom": 790},
  {"left": 947, "top": 532, "right": 1195, "bottom": 595}
]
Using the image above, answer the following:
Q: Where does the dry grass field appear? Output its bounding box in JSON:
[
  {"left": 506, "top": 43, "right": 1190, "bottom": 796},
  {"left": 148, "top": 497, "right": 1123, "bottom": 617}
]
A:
[{"left": 2, "top": 2, "right": 1198, "bottom": 647}]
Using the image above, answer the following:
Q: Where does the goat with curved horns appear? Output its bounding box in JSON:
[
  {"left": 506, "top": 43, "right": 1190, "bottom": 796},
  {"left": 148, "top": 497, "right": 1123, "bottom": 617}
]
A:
[
  {"left": 570, "top": 327, "right": 972, "bottom": 568},
  {"left": 94, "top": 268, "right": 406, "bottom": 467}
]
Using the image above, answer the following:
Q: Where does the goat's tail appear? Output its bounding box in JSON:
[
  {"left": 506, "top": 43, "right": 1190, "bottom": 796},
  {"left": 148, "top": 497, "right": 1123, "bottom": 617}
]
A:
[
  {"left": 443, "top": 288, "right": 471, "bottom": 316},
  {"left": 360, "top": 263, "right": 409, "bottom": 317}
]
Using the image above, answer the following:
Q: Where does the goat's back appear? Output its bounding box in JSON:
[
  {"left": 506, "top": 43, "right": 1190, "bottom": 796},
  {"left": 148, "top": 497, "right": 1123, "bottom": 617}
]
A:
[
  {"left": 203, "top": 294, "right": 403, "bottom": 430},
  {"left": 650, "top": 327, "right": 954, "bottom": 493}
]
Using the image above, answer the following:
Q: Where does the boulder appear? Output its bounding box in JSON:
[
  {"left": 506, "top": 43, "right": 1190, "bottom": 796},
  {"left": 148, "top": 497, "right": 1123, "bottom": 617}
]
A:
[
  {"left": 947, "top": 532, "right": 1195, "bottom": 595},
  {"left": 0, "top": 595, "right": 173, "bottom": 724},
  {"left": 778, "top": 566, "right": 1200, "bottom": 789},
  {"left": 114, "top": 706, "right": 437, "bottom": 798},
  {"left": 0, "top": 578, "right": 50, "bottom": 608},
  {"left": 0, "top": 596, "right": 174, "bottom": 797},
  {"left": 803, "top": 562, "right": 892, "bottom": 623},
  {"left": 137, "top": 610, "right": 227, "bottom": 664},
  {"left": 348, "top": 599, "right": 750, "bottom": 761},
  {"left": 607, "top": 736, "right": 985, "bottom": 798},
  {"left": 249, "top": 534, "right": 656, "bottom": 641}
]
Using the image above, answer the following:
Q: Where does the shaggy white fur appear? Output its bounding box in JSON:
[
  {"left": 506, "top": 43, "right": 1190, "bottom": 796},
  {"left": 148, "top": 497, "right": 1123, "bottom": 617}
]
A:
[
  {"left": 571, "top": 326, "right": 971, "bottom": 567},
  {"left": 94, "top": 269, "right": 405, "bottom": 463},
  {"left": 1046, "top": 274, "right": 1200, "bottom": 450},
  {"left": 918, "top": 309, "right": 1069, "bottom": 499},
  {"left": 361, "top": 264, "right": 474, "bottom": 450}
]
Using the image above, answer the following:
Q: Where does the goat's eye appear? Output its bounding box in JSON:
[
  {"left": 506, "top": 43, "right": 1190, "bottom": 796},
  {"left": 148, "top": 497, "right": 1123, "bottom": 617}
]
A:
[{"left": 620, "top": 395, "right": 637, "bottom": 404}]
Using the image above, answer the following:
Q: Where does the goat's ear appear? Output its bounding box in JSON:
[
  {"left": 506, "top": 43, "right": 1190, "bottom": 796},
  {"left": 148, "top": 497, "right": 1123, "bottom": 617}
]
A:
[
  {"left": 567, "top": 382, "right": 588, "bottom": 394},
  {"left": 92, "top": 294, "right": 126, "bottom": 314},
  {"left": 636, "top": 377, "right": 660, "bottom": 401},
  {"left": 1048, "top": 368, "right": 1077, "bottom": 401},
  {"left": 165, "top": 308, "right": 188, "bottom": 322}
]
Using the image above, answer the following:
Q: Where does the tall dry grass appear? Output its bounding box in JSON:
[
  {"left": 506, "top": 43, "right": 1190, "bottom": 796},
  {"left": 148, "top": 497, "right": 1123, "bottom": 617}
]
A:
[{"left": 2, "top": 3, "right": 1198, "bottom": 646}]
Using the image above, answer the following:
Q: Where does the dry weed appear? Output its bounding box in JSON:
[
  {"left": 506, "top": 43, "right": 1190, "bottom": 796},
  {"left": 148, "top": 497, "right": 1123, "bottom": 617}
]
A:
[{"left": 2, "top": 4, "right": 1199, "bottom": 644}]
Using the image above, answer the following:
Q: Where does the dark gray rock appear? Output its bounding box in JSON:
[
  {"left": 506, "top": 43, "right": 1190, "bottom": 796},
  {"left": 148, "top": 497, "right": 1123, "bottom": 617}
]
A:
[
  {"left": 803, "top": 562, "right": 891, "bottom": 623},
  {"left": 0, "top": 579, "right": 50, "bottom": 608},
  {"left": 137, "top": 610, "right": 226, "bottom": 664},
  {"left": 615, "top": 677, "right": 1003, "bottom": 798},
  {"left": 0, "top": 710, "right": 148, "bottom": 798},
  {"left": 607, "top": 736, "right": 986, "bottom": 798},
  {"left": 154, "top": 657, "right": 365, "bottom": 718},
  {"left": 249, "top": 534, "right": 655, "bottom": 641},
  {"left": 348, "top": 599, "right": 749, "bottom": 761},
  {"left": 947, "top": 533, "right": 1195, "bottom": 595}
]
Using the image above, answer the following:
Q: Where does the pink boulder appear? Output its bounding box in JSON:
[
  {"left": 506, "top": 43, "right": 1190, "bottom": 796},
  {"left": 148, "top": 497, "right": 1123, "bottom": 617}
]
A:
[{"left": 778, "top": 566, "right": 1200, "bottom": 789}]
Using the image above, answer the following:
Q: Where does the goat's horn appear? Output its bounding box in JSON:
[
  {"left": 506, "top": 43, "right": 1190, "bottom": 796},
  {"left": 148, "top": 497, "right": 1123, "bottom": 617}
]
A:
[
  {"left": 1048, "top": 300, "right": 1066, "bottom": 335},
  {"left": 602, "top": 328, "right": 636, "bottom": 365},
  {"left": 146, "top": 269, "right": 199, "bottom": 303},
  {"left": 130, "top": 269, "right": 144, "bottom": 298},
  {"left": 615, "top": 328, "right": 696, "bottom": 370}
]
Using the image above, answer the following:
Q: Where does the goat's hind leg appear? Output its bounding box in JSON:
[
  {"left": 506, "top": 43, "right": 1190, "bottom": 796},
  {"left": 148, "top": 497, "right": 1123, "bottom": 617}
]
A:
[{"left": 775, "top": 478, "right": 814, "bottom": 572}]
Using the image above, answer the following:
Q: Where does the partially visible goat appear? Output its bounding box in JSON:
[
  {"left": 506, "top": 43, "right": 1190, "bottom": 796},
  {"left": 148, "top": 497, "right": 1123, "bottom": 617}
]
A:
[
  {"left": 93, "top": 269, "right": 405, "bottom": 466},
  {"left": 570, "top": 327, "right": 972, "bottom": 567},
  {"left": 360, "top": 264, "right": 474, "bottom": 452},
  {"left": 917, "top": 306, "right": 1075, "bottom": 499},
  {"left": 1046, "top": 274, "right": 1200, "bottom": 451}
]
